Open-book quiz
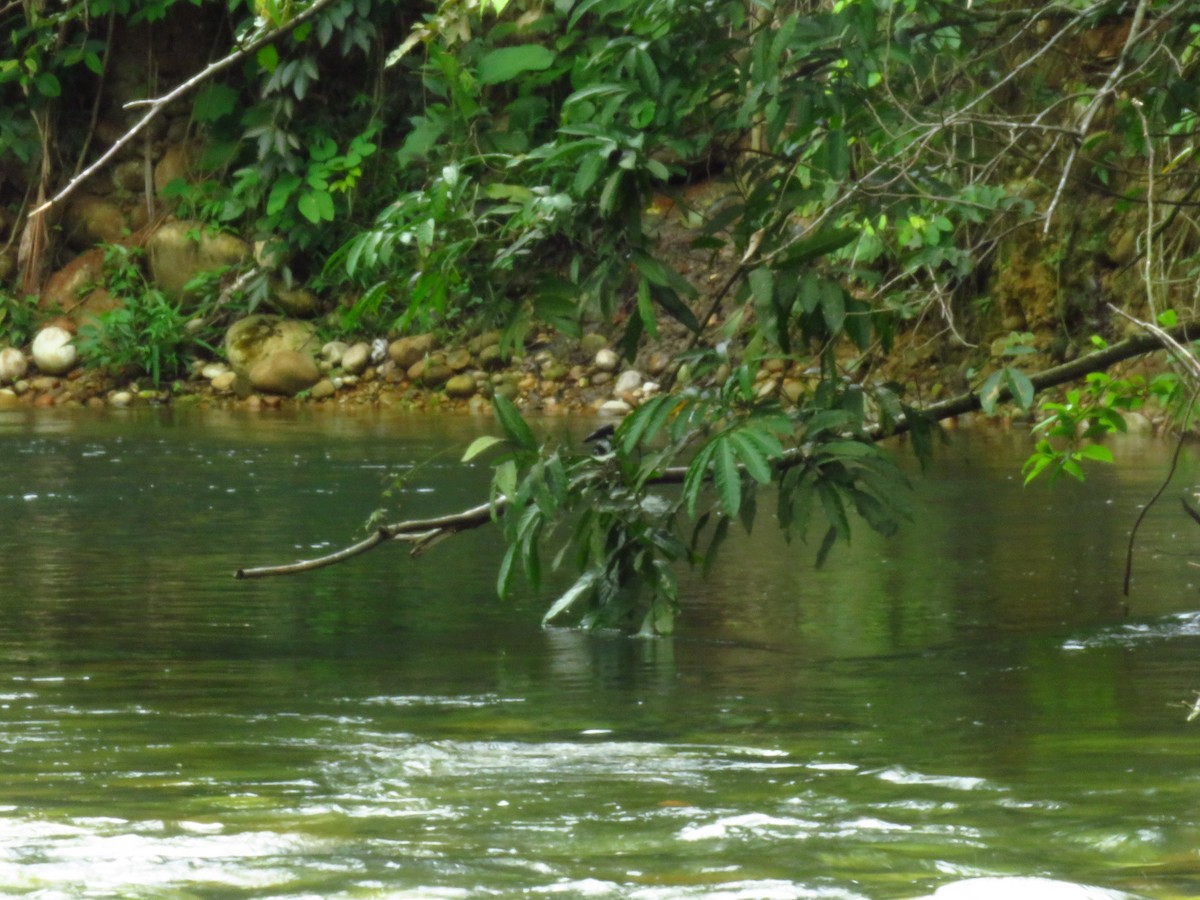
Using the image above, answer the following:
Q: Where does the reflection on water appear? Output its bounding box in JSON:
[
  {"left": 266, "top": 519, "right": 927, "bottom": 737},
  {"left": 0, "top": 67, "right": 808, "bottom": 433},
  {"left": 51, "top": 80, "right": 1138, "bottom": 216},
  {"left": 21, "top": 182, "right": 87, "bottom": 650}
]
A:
[{"left": 1, "top": 409, "right": 1200, "bottom": 898}]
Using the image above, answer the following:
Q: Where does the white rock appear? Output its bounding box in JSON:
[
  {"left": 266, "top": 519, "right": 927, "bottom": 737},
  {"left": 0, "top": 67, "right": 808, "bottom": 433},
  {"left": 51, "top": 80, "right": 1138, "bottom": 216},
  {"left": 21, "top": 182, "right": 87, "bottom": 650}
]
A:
[
  {"left": 31, "top": 326, "right": 78, "bottom": 375},
  {"left": 0, "top": 347, "right": 27, "bottom": 384},
  {"left": 613, "top": 369, "right": 643, "bottom": 395},
  {"left": 321, "top": 340, "right": 349, "bottom": 363},
  {"left": 201, "top": 362, "right": 230, "bottom": 380},
  {"left": 594, "top": 348, "right": 619, "bottom": 371},
  {"left": 340, "top": 341, "right": 371, "bottom": 375},
  {"left": 109, "top": 391, "right": 133, "bottom": 407},
  {"left": 598, "top": 399, "right": 632, "bottom": 416}
]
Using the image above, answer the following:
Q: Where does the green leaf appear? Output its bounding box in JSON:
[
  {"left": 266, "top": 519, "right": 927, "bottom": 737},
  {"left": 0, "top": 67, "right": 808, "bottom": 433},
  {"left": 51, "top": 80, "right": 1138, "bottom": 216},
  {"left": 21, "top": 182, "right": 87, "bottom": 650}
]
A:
[
  {"left": 821, "top": 283, "right": 845, "bottom": 333},
  {"left": 776, "top": 227, "right": 857, "bottom": 268},
  {"left": 494, "top": 458, "right": 518, "bottom": 499},
  {"left": 35, "top": 72, "right": 60, "bottom": 98},
  {"left": 462, "top": 434, "right": 504, "bottom": 462},
  {"left": 497, "top": 542, "right": 519, "bottom": 599},
  {"left": 193, "top": 83, "right": 239, "bottom": 122},
  {"left": 815, "top": 524, "right": 838, "bottom": 568},
  {"left": 478, "top": 45, "right": 556, "bottom": 84},
  {"left": 1078, "top": 443, "right": 1114, "bottom": 463},
  {"left": 683, "top": 442, "right": 717, "bottom": 518},
  {"left": 729, "top": 430, "right": 772, "bottom": 484},
  {"left": 816, "top": 479, "right": 850, "bottom": 540},
  {"left": 1005, "top": 367, "right": 1035, "bottom": 411},
  {"left": 978, "top": 369, "right": 1004, "bottom": 415},
  {"left": 713, "top": 438, "right": 741, "bottom": 516},
  {"left": 543, "top": 570, "right": 598, "bottom": 624},
  {"left": 493, "top": 394, "right": 537, "bottom": 452},
  {"left": 266, "top": 173, "right": 301, "bottom": 216},
  {"left": 257, "top": 44, "right": 279, "bottom": 73},
  {"left": 748, "top": 266, "right": 774, "bottom": 314},
  {"left": 297, "top": 190, "right": 334, "bottom": 224},
  {"left": 651, "top": 284, "right": 701, "bottom": 333}
]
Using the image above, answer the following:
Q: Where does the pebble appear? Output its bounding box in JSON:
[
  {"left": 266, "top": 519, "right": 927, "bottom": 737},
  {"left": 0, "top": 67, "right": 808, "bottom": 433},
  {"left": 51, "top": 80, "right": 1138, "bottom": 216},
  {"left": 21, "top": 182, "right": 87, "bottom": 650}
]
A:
[
  {"left": 341, "top": 342, "right": 371, "bottom": 374},
  {"left": 613, "top": 369, "right": 643, "bottom": 394},
  {"left": 598, "top": 398, "right": 632, "bottom": 416},
  {"left": 321, "top": 340, "right": 349, "bottom": 364},
  {"left": 0, "top": 347, "right": 27, "bottom": 384},
  {"left": 594, "top": 348, "right": 619, "bottom": 372}
]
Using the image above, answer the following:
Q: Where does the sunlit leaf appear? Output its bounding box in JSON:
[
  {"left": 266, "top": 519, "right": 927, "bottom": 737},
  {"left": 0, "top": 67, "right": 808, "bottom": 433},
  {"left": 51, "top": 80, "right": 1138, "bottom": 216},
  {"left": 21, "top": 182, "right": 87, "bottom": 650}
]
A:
[{"left": 462, "top": 434, "right": 504, "bottom": 462}]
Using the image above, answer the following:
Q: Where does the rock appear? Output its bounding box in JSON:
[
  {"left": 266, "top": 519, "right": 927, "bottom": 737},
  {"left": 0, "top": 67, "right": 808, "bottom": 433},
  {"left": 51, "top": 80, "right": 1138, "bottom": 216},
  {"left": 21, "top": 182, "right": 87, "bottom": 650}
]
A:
[
  {"left": 31, "top": 326, "right": 78, "bottom": 375},
  {"left": 444, "top": 373, "right": 477, "bottom": 398},
  {"left": 309, "top": 378, "right": 337, "bottom": 400},
  {"left": 645, "top": 351, "right": 671, "bottom": 376},
  {"left": 341, "top": 342, "right": 371, "bottom": 375},
  {"left": 201, "top": 361, "right": 230, "bottom": 380},
  {"left": 111, "top": 159, "right": 144, "bottom": 193},
  {"left": 109, "top": 390, "right": 133, "bottom": 407},
  {"left": 272, "top": 283, "right": 321, "bottom": 318},
  {"left": 320, "top": 341, "right": 349, "bottom": 364},
  {"left": 68, "top": 288, "right": 124, "bottom": 329},
  {"left": 210, "top": 371, "right": 238, "bottom": 393},
  {"left": 580, "top": 332, "right": 608, "bottom": 356},
  {"left": 0, "top": 348, "right": 27, "bottom": 384},
  {"left": 479, "top": 344, "right": 505, "bottom": 370},
  {"left": 224, "top": 315, "right": 318, "bottom": 378},
  {"left": 594, "top": 348, "right": 620, "bottom": 372},
  {"left": 63, "top": 194, "right": 129, "bottom": 249},
  {"left": 40, "top": 249, "right": 105, "bottom": 313},
  {"left": 781, "top": 379, "right": 805, "bottom": 405},
  {"left": 598, "top": 399, "right": 632, "bottom": 416},
  {"left": 147, "top": 220, "right": 251, "bottom": 303},
  {"left": 409, "top": 356, "right": 452, "bottom": 387},
  {"left": 248, "top": 349, "right": 321, "bottom": 396},
  {"left": 613, "top": 369, "right": 643, "bottom": 394},
  {"left": 153, "top": 142, "right": 198, "bottom": 197},
  {"left": 466, "top": 331, "right": 500, "bottom": 353},
  {"left": 492, "top": 381, "right": 519, "bottom": 401},
  {"left": 445, "top": 347, "right": 473, "bottom": 371},
  {"left": 388, "top": 333, "right": 438, "bottom": 369}
]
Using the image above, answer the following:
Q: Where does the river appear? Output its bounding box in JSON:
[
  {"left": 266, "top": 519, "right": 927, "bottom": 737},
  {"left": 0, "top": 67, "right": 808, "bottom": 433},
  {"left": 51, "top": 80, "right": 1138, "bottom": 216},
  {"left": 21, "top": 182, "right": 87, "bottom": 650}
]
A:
[{"left": 1, "top": 408, "right": 1198, "bottom": 899}]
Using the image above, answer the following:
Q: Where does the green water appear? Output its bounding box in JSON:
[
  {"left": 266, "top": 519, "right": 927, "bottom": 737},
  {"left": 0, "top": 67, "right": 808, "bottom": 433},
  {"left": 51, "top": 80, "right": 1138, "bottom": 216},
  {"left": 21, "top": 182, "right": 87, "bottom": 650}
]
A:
[{"left": 2, "top": 409, "right": 1200, "bottom": 899}]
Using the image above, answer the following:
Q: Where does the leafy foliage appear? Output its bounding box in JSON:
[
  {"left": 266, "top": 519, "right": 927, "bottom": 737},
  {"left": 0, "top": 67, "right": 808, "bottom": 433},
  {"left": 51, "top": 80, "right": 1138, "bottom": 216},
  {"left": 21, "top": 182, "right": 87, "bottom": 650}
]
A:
[
  {"left": 76, "top": 245, "right": 198, "bottom": 386},
  {"left": 6, "top": 0, "right": 1200, "bottom": 629}
]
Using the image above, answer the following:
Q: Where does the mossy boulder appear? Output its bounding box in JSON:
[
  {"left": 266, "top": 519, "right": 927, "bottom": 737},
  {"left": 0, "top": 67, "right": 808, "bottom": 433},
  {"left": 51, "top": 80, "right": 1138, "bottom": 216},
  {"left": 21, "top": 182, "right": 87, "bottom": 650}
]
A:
[{"left": 224, "top": 314, "right": 318, "bottom": 378}]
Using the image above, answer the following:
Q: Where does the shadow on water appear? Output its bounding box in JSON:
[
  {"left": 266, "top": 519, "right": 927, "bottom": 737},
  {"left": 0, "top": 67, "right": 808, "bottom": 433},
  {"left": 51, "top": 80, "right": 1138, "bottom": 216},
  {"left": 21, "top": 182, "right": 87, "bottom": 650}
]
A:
[{"left": 1, "top": 409, "right": 1200, "bottom": 898}]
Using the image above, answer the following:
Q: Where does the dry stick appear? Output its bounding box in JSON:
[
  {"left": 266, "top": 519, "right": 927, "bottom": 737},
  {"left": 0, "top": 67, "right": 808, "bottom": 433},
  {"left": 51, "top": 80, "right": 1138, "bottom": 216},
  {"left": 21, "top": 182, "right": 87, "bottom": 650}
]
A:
[
  {"left": 234, "top": 319, "right": 1200, "bottom": 579},
  {"left": 31, "top": 0, "right": 340, "bottom": 217},
  {"left": 236, "top": 500, "right": 502, "bottom": 579}
]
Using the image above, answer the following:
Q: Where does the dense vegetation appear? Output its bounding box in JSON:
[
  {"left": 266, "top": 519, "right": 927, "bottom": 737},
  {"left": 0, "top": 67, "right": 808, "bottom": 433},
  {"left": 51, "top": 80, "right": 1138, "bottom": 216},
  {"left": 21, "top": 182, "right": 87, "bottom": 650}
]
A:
[{"left": 5, "top": 0, "right": 1200, "bottom": 631}]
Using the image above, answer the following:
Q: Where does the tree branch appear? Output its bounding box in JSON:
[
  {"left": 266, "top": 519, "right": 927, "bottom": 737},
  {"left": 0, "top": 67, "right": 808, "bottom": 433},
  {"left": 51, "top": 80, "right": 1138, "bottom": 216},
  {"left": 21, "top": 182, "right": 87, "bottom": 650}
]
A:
[
  {"left": 31, "top": 0, "right": 340, "bottom": 217},
  {"left": 234, "top": 318, "right": 1200, "bottom": 579}
]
